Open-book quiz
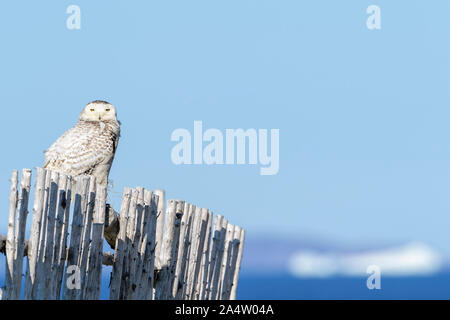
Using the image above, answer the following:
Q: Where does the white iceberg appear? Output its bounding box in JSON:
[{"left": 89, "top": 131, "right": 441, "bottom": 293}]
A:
[{"left": 288, "top": 242, "right": 444, "bottom": 278}]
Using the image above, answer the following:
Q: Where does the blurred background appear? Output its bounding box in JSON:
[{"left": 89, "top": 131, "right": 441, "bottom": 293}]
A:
[{"left": 1, "top": 0, "right": 450, "bottom": 299}]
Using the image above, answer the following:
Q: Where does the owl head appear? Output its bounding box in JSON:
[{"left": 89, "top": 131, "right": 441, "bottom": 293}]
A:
[{"left": 79, "top": 100, "right": 118, "bottom": 122}]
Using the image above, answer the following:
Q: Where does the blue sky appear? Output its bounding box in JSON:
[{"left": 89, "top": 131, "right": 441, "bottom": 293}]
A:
[{"left": 1, "top": 1, "right": 450, "bottom": 255}]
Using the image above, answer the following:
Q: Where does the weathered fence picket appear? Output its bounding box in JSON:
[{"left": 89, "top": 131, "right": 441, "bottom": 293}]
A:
[
  {"left": 230, "top": 227, "right": 245, "bottom": 300},
  {"left": 5, "top": 169, "right": 32, "bottom": 300},
  {"left": 173, "top": 202, "right": 193, "bottom": 299},
  {"left": 155, "top": 199, "right": 184, "bottom": 300},
  {"left": 0, "top": 168, "right": 245, "bottom": 300}
]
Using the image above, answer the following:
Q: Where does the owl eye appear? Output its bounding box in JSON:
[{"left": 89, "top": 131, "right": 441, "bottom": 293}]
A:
[
  {"left": 90, "top": 109, "right": 95, "bottom": 112},
  {"left": 106, "top": 109, "right": 110, "bottom": 112}
]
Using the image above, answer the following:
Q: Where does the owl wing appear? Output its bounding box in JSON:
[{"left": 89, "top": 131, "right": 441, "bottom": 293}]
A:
[{"left": 44, "top": 122, "right": 116, "bottom": 177}]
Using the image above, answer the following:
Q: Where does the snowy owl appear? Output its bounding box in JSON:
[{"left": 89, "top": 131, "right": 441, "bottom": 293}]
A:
[{"left": 44, "top": 100, "right": 121, "bottom": 187}]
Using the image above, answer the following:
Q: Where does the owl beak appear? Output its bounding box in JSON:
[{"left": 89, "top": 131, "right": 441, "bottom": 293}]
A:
[{"left": 98, "top": 115, "right": 102, "bottom": 121}]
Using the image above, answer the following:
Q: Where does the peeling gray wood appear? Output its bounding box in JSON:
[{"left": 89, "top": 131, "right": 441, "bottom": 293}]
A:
[
  {"left": 155, "top": 199, "right": 184, "bottom": 300},
  {"left": 230, "top": 228, "right": 245, "bottom": 300},
  {"left": 24, "top": 168, "right": 46, "bottom": 300},
  {"left": 4, "top": 170, "right": 18, "bottom": 300},
  {"left": 109, "top": 188, "right": 131, "bottom": 300},
  {"left": 154, "top": 189, "right": 165, "bottom": 271}
]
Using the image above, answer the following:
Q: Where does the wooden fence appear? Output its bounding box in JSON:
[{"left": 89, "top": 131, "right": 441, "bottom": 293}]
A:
[{"left": 0, "top": 168, "right": 245, "bottom": 300}]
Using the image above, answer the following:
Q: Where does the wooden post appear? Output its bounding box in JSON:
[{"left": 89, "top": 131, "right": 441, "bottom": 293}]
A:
[
  {"left": 109, "top": 188, "right": 131, "bottom": 300},
  {"left": 154, "top": 189, "right": 165, "bottom": 271},
  {"left": 76, "top": 176, "right": 96, "bottom": 299},
  {"left": 4, "top": 170, "right": 18, "bottom": 300},
  {"left": 24, "top": 168, "right": 47, "bottom": 300},
  {"left": 128, "top": 187, "right": 146, "bottom": 300},
  {"left": 182, "top": 204, "right": 198, "bottom": 299},
  {"left": 205, "top": 214, "right": 223, "bottom": 300},
  {"left": 39, "top": 170, "right": 60, "bottom": 299},
  {"left": 221, "top": 226, "right": 242, "bottom": 300},
  {"left": 33, "top": 170, "right": 52, "bottom": 298},
  {"left": 198, "top": 209, "right": 213, "bottom": 300},
  {"left": 184, "top": 206, "right": 209, "bottom": 300},
  {"left": 13, "top": 169, "right": 32, "bottom": 300},
  {"left": 137, "top": 190, "right": 158, "bottom": 300},
  {"left": 218, "top": 223, "right": 235, "bottom": 300},
  {"left": 173, "top": 202, "right": 194, "bottom": 299},
  {"left": 120, "top": 188, "right": 138, "bottom": 299},
  {"left": 182, "top": 205, "right": 198, "bottom": 299},
  {"left": 37, "top": 171, "right": 52, "bottom": 279},
  {"left": 230, "top": 229, "right": 245, "bottom": 300},
  {"left": 129, "top": 187, "right": 147, "bottom": 299},
  {"left": 155, "top": 199, "right": 184, "bottom": 300},
  {"left": 54, "top": 175, "right": 73, "bottom": 298},
  {"left": 62, "top": 175, "right": 90, "bottom": 300},
  {"left": 209, "top": 216, "right": 228, "bottom": 300},
  {"left": 84, "top": 184, "right": 106, "bottom": 300},
  {"left": 49, "top": 174, "right": 68, "bottom": 299},
  {"left": 192, "top": 208, "right": 211, "bottom": 300}
]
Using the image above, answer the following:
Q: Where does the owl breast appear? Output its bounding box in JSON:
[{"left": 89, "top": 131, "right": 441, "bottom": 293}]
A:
[{"left": 44, "top": 120, "right": 120, "bottom": 186}]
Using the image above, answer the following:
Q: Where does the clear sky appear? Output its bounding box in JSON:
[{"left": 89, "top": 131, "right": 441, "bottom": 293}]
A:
[{"left": 0, "top": 1, "right": 450, "bottom": 254}]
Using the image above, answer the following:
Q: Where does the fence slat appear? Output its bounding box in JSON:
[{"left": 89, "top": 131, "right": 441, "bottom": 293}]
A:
[
  {"left": 129, "top": 187, "right": 147, "bottom": 300},
  {"left": 76, "top": 177, "right": 96, "bottom": 300},
  {"left": 137, "top": 190, "right": 158, "bottom": 300},
  {"left": 4, "top": 170, "right": 18, "bottom": 300},
  {"left": 33, "top": 171, "right": 52, "bottom": 298},
  {"left": 182, "top": 204, "right": 198, "bottom": 299},
  {"left": 12, "top": 169, "right": 32, "bottom": 300},
  {"left": 119, "top": 188, "right": 138, "bottom": 299},
  {"left": 126, "top": 187, "right": 145, "bottom": 299},
  {"left": 222, "top": 226, "right": 241, "bottom": 300},
  {"left": 24, "top": 168, "right": 47, "bottom": 300},
  {"left": 62, "top": 175, "right": 90, "bottom": 300},
  {"left": 219, "top": 223, "right": 235, "bottom": 300},
  {"left": 198, "top": 209, "right": 213, "bottom": 300},
  {"left": 230, "top": 229, "right": 245, "bottom": 300},
  {"left": 173, "top": 202, "right": 193, "bottom": 299},
  {"left": 209, "top": 217, "right": 228, "bottom": 300},
  {"left": 49, "top": 174, "right": 68, "bottom": 299},
  {"left": 155, "top": 199, "right": 184, "bottom": 300},
  {"left": 184, "top": 206, "right": 210, "bottom": 300},
  {"left": 192, "top": 208, "right": 211, "bottom": 300},
  {"left": 154, "top": 189, "right": 165, "bottom": 272},
  {"left": 54, "top": 175, "right": 72, "bottom": 298},
  {"left": 39, "top": 171, "right": 60, "bottom": 299},
  {"left": 84, "top": 184, "right": 106, "bottom": 300},
  {"left": 183, "top": 205, "right": 200, "bottom": 300},
  {"left": 109, "top": 188, "right": 132, "bottom": 300},
  {"left": 205, "top": 214, "right": 223, "bottom": 300}
]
